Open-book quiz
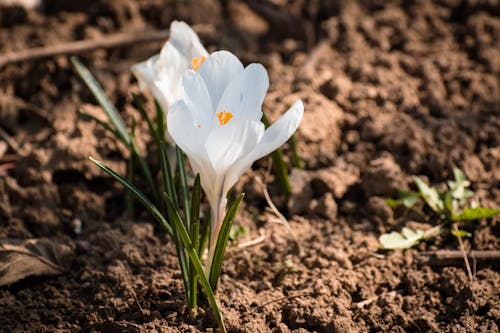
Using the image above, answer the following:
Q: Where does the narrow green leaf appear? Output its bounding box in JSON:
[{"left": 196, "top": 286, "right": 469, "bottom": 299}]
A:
[
  {"left": 199, "top": 207, "right": 211, "bottom": 258},
  {"left": 165, "top": 207, "right": 191, "bottom": 309},
  {"left": 451, "top": 229, "right": 472, "bottom": 238},
  {"left": 452, "top": 207, "right": 500, "bottom": 221},
  {"left": 89, "top": 157, "right": 172, "bottom": 237},
  {"left": 270, "top": 148, "right": 291, "bottom": 199},
  {"left": 176, "top": 146, "right": 191, "bottom": 229},
  {"left": 387, "top": 190, "right": 420, "bottom": 208},
  {"left": 159, "top": 141, "right": 178, "bottom": 208},
  {"left": 79, "top": 109, "right": 120, "bottom": 138},
  {"left": 126, "top": 150, "right": 135, "bottom": 216},
  {"left": 132, "top": 94, "right": 160, "bottom": 144},
  {"left": 209, "top": 194, "right": 245, "bottom": 290},
  {"left": 71, "top": 57, "right": 130, "bottom": 145},
  {"left": 379, "top": 227, "right": 425, "bottom": 250},
  {"left": 163, "top": 193, "right": 226, "bottom": 333},
  {"left": 155, "top": 100, "right": 166, "bottom": 143},
  {"left": 188, "top": 174, "right": 202, "bottom": 309},
  {"left": 413, "top": 176, "right": 444, "bottom": 214},
  {"left": 290, "top": 134, "right": 303, "bottom": 169},
  {"left": 158, "top": 142, "right": 192, "bottom": 307},
  {"left": 261, "top": 113, "right": 292, "bottom": 198},
  {"left": 129, "top": 129, "right": 160, "bottom": 206}
]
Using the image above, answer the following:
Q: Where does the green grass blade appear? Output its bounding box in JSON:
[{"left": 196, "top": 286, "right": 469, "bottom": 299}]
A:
[
  {"left": 159, "top": 141, "right": 178, "bottom": 208},
  {"left": 71, "top": 57, "right": 130, "bottom": 145},
  {"left": 89, "top": 157, "right": 172, "bottom": 237},
  {"left": 270, "top": 148, "right": 291, "bottom": 199},
  {"left": 163, "top": 193, "right": 226, "bottom": 333},
  {"left": 188, "top": 174, "right": 202, "bottom": 309},
  {"left": 155, "top": 100, "right": 166, "bottom": 143},
  {"left": 129, "top": 130, "right": 160, "bottom": 206},
  {"left": 209, "top": 194, "right": 244, "bottom": 291},
  {"left": 170, "top": 224, "right": 192, "bottom": 309},
  {"left": 126, "top": 150, "right": 135, "bottom": 216},
  {"left": 79, "top": 109, "right": 120, "bottom": 138},
  {"left": 176, "top": 146, "right": 191, "bottom": 229},
  {"left": 132, "top": 94, "right": 161, "bottom": 143},
  {"left": 262, "top": 113, "right": 292, "bottom": 198},
  {"left": 290, "top": 134, "right": 303, "bottom": 169},
  {"left": 452, "top": 207, "right": 500, "bottom": 221},
  {"left": 158, "top": 141, "right": 192, "bottom": 307},
  {"left": 199, "top": 207, "right": 211, "bottom": 257}
]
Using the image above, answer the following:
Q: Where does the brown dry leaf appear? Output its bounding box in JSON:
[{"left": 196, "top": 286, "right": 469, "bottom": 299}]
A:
[{"left": 0, "top": 238, "right": 73, "bottom": 286}]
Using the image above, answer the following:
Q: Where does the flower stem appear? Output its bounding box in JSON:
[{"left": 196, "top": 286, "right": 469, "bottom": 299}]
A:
[{"left": 205, "top": 199, "right": 226, "bottom": 276}]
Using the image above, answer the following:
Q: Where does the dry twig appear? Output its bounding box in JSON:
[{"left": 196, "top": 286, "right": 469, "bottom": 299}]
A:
[
  {"left": 0, "top": 30, "right": 169, "bottom": 69},
  {"left": 452, "top": 224, "right": 474, "bottom": 283},
  {"left": 416, "top": 250, "right": 500, "bottom": 266}
]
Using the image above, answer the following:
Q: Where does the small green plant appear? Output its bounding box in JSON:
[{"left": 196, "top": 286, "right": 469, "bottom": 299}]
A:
[{"left": 380, "top": 168, "right": 500, "bottom": 250}]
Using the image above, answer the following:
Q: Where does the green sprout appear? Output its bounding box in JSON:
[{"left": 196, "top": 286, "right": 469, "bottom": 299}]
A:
[{"left": 380, "top": 167, "right": 500, "bottom": 250}]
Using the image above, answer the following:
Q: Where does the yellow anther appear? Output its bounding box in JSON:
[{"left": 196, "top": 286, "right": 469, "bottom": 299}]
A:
[
  {"left": 191, "top": 55, "right": 206, "bottom": 71},
  {"left": 216, "top": 110, "right": 233, "bottom": 126}
]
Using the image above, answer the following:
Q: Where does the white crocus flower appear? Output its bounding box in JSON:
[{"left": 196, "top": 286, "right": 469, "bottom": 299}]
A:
[
  {"left": 167, "top": 50, "right": 304, "bottom": 272},
  {"left": 132, "top": 20, "right": 208, "bottom": 117}
]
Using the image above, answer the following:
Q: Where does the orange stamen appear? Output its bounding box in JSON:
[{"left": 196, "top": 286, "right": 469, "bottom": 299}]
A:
[
  {"left": 216, "top": 110, "right": 233, "bottom": 126},
  {"left": 191, "top": 55, "right": 206, "bottom": 71}
]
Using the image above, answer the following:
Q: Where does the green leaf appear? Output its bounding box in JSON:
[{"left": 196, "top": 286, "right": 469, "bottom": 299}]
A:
[
  {"left": 413, "top": 176, "right": 444, "bottom": 214},
  {"left": 290, "top": 134, "right": 303, "bottom": 169},
  {"left": 447, "top": 167, "right": 472, "bottom": 203},
  {"left": 155, "top": 100, "right": 166, "bottom": 143},
  {"left": 132, "top": 94, "right": 160, "bottom": 144},
  {"left": 129, "top": 129, "right": 160, "bottom": 206},
  {"left": 387, "top": 190, "right": 420, "bottom": 208},
  {"left": 209, "top": 194, "right": 245, "bottom": 291},
  {"left": 188, "top": 174, "right": 202, "bottom": 309},
  {"left": 163, "top": 193, "right": 226, "bottom": 333},
  {"left": 451, "top": 229, "right": 472, "bottom": 238},
  {"left": 261, "top": 113, "right": 292, "bottom": 198},
  {"left": 199, "top": 207, "right": 211, "bottom": 258},
  {"left": 71, "top": 57, "right": 130, "bottom": 145},
  {"left": 79, "top": 109, "right": 119, "bottom": 138},
  {"left": 159, "top": 141, "right": 177, "bottom": 209},
  {"left": 379, "top": 227, "right": 425, "bottom": 250},
  {"left": 176, "top": 146, "right": 191, "bottom": 229},
  {"left": 89, "top": 157, "right": 172, "bottom": 237},
  {"left": 452, "top": 207, "right": 500, "bottom": 221}
]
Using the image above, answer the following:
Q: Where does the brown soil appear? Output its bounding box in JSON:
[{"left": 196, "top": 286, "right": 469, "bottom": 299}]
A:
[{"left": 1, "top": 0, "right": 499, "bottom": 332}]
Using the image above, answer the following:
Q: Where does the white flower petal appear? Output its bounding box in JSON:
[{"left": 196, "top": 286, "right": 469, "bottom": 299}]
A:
[
  {"left": 131, "top": 55, "right": 158, "bottom": 91},
  {"left": 205, "top": 118, "right": 265, "bottom": 175},
  {"left": 197, "top": 51, "right": 244, "bottom": 111},
  {"left": 222, "top": 99, "right": 304, "bottom": 195},
  {"left": 181, "top": 70, "right": 213, "bottom": 129},
  {"left": 166, "top": 20, "right": 208, "bottom": 60},
  {"left": 216, "top": 63, "right": 268, "bottom": 121},
  {"left": 167, "top": 101, "right": 203, "bottom": 157},
  {"left": 167, "top": 101, "right": 221, "bottom": 207}
]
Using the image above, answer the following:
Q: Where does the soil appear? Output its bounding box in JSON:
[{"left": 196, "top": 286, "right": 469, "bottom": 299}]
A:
[{"left": 0, "top": 0, "right": 499, "bottom": 332}]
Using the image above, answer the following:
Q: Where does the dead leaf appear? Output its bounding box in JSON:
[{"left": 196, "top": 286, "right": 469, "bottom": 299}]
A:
[{"left": 0, "top": 238, "right": 73, "bottom": 286}]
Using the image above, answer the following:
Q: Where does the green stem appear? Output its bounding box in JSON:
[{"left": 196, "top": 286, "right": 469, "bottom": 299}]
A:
[{"left": 164, "top": 193, "right": 226, "bottom": 333}]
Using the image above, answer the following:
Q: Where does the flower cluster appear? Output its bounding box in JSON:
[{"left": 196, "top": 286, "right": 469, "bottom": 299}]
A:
[{"left": 132, "top": 21, "right": 303, "bottom": 273}]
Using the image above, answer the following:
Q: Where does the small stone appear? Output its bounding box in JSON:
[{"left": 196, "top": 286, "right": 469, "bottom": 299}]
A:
[
  {"left": 312, "top": 166, "right": 359, "bottom": 199},
  {"left": 362, "top": 153, "right": 406, "bottom": 197},
  {"left": 287, "top": 168, "right": 313, "bottom": 215},
  {"left": 313, "top": 193, "right": 338, "bottom": 219}
]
